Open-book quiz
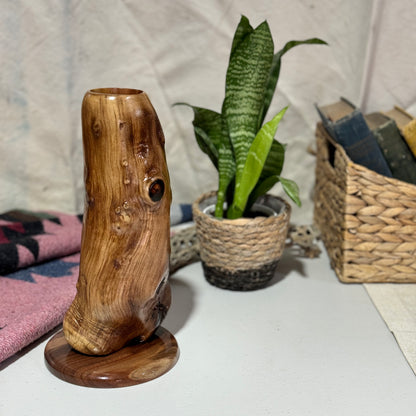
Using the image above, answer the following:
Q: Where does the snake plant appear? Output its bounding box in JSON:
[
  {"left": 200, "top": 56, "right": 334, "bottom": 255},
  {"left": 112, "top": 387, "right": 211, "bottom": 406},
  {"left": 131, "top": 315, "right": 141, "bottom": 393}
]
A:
[{"left": 178, "top": 16, "right": 327, "bottom": 219}]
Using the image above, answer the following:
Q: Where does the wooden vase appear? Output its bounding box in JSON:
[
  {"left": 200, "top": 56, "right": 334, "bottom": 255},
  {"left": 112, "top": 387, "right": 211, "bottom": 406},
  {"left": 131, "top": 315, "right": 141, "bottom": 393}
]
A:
[{"left": 45, "top": 88, "right": 178, "bottom": 387}]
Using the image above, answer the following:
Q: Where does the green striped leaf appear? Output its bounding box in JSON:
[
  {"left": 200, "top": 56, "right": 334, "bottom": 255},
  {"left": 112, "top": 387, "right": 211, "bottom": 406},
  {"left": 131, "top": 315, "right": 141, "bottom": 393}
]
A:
[
  {"left": 175, "top": 104, "right": 224, "bottom": 168},
  {"left": 223, "top": 20, "right": 274, "bottom": 188},
  {"left": 248, "top": 175, "right": 281, "bottom": 208},
  {"left": 216, "top": 144, "right": 236, "bottom": 217},
  {"left": 175, "top": 103, "right": 236, "bottom": 218},
  {"left": 259, "top": 139, "right": 286, "bottom": 178},
  {"left": 246, "top": 174, "right": 301, "bottom": 209},
  {"left": 227, "top": 107, "right": 287, "bottom": 219},
  {"left": 246, "top": 139, "right": 286, "bottom": 209},
  {"left": 193, "top": 126, "right": 219, "bottom": 168},
  {"left": 279, "top": 176, "right": 301, "bottom": 206},
  {"left": 259, "top": 37, "right": 328, "bottom": 127},
  {"left": 230, "top": 15, "right": 254, "bottom": 59}
]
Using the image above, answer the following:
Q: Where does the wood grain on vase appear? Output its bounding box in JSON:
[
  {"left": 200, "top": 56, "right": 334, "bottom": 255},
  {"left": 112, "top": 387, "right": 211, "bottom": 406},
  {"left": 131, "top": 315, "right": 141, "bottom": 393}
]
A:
[{"left": 63, "top": 88, "right": 173, "bottom": 356}]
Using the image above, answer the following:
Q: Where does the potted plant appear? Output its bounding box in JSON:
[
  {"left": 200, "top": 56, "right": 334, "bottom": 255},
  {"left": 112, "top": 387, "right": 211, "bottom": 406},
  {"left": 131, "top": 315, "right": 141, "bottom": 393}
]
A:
[{"left": 176, "top": 15, "right": 326, "bottom": 290}]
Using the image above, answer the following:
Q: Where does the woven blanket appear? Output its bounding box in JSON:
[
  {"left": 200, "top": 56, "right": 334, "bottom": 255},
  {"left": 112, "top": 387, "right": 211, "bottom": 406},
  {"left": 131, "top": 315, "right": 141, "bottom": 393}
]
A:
[{"left": 0, "top": 205, "right": 192, "bottom": 363}]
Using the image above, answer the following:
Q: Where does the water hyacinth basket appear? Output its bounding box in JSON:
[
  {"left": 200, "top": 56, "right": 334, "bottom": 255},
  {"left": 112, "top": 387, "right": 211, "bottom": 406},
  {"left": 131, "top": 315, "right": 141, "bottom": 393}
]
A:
[{"left": 314, "top": 122, "right": 416, "bottom": 283}]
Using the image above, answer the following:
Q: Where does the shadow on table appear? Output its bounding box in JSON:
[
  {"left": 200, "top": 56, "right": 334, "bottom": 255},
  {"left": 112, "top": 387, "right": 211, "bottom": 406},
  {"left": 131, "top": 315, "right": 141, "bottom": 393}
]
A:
[
  {"left": 163, "top": 276, "right": 195, "bottom": 335},
  {"left": 267, "top": 246, "right": 308, "bottom": 287}
]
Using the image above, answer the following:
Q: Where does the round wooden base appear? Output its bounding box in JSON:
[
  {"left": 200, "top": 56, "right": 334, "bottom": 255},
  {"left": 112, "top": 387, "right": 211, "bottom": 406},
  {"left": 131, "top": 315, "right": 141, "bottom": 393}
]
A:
[{"left": 44, "top": 327, "right": 179, "bottom": 388}]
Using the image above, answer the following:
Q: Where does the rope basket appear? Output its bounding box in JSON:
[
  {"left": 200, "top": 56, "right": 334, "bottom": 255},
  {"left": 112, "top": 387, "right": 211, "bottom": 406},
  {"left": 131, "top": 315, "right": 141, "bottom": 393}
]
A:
[
  {"left": 169, "top": 225, "right": 200, "bottom": 274},
  {"left": 314, "top": 122, "right": 416, "bottom": 283},
  {"left": 192, "top": 191, "right": 291, "bottom": 290}
]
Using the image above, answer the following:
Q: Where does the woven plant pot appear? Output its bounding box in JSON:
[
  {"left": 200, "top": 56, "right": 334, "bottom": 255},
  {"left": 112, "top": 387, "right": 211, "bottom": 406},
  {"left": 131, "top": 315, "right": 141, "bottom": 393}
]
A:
[{"left": 192, "top": 191, "right": 291, "bottom": 291}]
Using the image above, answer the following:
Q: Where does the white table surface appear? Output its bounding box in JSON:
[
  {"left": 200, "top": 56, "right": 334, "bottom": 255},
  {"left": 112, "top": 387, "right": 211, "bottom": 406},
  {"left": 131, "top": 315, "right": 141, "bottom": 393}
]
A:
[{"left": 1, "top": 245, "right": 415, "bottom": 416}]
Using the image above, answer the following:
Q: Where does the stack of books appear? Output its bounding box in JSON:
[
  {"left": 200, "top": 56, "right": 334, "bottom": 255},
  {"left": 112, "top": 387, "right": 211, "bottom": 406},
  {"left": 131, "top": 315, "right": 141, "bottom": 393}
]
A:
[{"left": 316, "top": 98, "right": 416, "bottom": 184}]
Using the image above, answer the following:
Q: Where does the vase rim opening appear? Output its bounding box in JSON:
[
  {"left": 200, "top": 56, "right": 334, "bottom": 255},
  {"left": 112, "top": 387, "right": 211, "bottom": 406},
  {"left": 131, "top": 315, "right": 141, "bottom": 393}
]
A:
[{"left": 89, "top": 88, "right": 143, "bottom": 96}]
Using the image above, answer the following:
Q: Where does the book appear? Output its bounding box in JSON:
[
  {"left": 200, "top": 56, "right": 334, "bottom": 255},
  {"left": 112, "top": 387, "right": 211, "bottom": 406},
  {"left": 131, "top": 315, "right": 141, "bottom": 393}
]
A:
[
  {"left": 365, "top": 112, "right": 416, "bottom": 185},
  {"left": 383, "top": 106, "right": 416, "bottom": 158},
  {"left": 315, "top": 98, "right": 392, "bottom": 177}
]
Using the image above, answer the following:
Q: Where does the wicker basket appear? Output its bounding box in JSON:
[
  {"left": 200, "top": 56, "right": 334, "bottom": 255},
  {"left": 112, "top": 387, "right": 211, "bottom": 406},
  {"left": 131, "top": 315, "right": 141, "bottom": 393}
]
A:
[
  {"left": 314, "top": 122, "right": 416, "bottom": 283},
  {"left": 192, "top": 191, "right": 291, "bottom": 290},
  {"left": 169, "top": 225, "right": 200, "bottom": 274}
]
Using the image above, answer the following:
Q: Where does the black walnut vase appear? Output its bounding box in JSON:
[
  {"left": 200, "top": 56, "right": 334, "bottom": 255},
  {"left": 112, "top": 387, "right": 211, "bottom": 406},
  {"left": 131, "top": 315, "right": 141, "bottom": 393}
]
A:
[{"left": 44, "top": 88, "right": 179, "bottom": 388}]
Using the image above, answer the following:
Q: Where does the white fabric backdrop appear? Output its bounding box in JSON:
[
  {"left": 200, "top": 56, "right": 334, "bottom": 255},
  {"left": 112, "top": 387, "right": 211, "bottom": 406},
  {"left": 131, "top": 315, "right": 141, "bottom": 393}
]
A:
[{"left": 1, "top": 0, "right": 415, "bottom": 223}]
